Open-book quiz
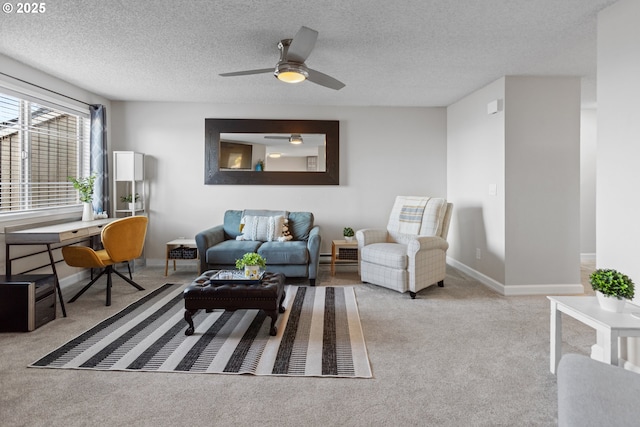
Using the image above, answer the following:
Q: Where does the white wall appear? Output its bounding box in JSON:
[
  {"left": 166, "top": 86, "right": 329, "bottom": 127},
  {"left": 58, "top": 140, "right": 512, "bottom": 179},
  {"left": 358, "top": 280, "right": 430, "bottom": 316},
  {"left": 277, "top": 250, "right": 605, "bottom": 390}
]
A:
[
  {"left": 596, "top": 0, "right": 640, "bottom": 367},
  {"left": 447, "top": 78, "right": 506, "bottom": 284},
  {"left": 448, "top": 76, "right": 582, "bottom": 295},
  {"left": 596, "top": 0, "right": 640, "bottom": 282},
  {"left": 504, "top": 76, "right": 581, "bottom": 290},
  {"left": 110, "top": 102, "right": 447, "bottom": 261},
  {"left": 580, "top": 109, "right": 597, "bottom": 256}
]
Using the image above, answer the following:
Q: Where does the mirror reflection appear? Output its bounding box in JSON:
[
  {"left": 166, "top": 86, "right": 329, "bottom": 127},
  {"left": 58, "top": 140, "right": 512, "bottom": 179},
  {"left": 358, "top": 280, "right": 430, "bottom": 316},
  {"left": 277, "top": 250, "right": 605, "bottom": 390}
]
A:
[
  {"left": 220, "top": 133, "right": 326, "bottom": 172},
  {"left": 204, "top": 118, "right": 339, "bottom": 185}
]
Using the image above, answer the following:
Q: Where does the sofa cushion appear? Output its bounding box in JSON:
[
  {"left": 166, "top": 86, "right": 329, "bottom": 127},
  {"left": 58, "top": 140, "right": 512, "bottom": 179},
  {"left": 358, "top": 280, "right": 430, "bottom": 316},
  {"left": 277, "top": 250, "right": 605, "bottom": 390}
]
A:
[
  {"left": 361, "top": 243, "right": 408, "bottom": 269},
  {"left": 206, "top": 239, "right": 262, "bottom": 265},
  {"left": 223, "top": 210, "right": 244, "bottom": 240},
  {"left": 258, "top": 241, "right": 309, "bottom": 265},
  {"left": 287, "top": 212, "right": 314, "bottom": 241},
  {"left": 237, "top": 215, "right": 285, "bottom": 242}
]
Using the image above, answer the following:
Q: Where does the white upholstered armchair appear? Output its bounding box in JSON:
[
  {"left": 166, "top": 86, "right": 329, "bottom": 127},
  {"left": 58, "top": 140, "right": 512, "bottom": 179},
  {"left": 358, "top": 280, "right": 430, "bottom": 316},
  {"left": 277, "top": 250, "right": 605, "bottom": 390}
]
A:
[{"left": 356, "top": 196, "right": 453, "bottom": 299}]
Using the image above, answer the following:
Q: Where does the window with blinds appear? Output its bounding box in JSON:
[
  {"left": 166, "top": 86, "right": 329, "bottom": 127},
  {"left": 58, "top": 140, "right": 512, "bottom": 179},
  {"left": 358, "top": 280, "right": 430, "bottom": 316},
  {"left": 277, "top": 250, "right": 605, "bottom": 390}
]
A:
[{"left": 0, "top": 92, "right": 90, "bottom": 213}]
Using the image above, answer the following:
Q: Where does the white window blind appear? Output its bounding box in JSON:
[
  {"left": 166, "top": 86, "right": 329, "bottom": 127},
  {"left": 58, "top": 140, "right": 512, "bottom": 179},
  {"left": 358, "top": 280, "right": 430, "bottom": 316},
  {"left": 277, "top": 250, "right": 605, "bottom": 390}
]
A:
[{"left": 0, "top": 92, "right": 90, "bottom": 213}]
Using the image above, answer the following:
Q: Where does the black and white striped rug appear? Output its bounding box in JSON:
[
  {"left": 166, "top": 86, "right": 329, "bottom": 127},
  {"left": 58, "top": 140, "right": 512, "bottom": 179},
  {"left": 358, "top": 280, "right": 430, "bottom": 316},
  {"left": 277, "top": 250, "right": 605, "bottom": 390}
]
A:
[{"left": 30, "top": 284, "right": 372, "bottom": 378}]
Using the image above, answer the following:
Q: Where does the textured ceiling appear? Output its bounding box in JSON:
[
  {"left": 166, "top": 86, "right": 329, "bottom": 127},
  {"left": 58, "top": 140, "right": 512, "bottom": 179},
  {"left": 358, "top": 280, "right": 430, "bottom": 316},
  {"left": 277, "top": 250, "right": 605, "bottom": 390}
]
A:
[{"left": 0, "top": 0, "right": 617, "bottom": 107}]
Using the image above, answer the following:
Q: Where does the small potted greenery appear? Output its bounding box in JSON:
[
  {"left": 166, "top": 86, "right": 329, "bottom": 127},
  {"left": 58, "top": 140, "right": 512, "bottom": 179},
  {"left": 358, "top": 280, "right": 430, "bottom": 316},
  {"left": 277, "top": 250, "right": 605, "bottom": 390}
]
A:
[
  {"left": 589, "top": 268, "right": 635, "bottom": 313},
  {"left": 343, "top": 227, "right": 355, "bottom": 242},
  {"left": 68, "top": 174, "right": 96, "bottom": 221},
  {"left": 120, "top": 193, "right": 141, "bottom": 210},
  {"left": 235, "top": 252, "right": 267, "bottom": 279}
]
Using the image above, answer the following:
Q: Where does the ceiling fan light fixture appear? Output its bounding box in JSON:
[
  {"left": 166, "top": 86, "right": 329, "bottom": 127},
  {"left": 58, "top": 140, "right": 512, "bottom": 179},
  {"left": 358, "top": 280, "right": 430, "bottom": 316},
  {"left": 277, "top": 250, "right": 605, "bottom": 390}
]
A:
[
  {"left": 289, "top": 134, "right": 303, "bottom": 145},
  {"left": 274, "top": 62, "right": 308, "bottom": 84}
]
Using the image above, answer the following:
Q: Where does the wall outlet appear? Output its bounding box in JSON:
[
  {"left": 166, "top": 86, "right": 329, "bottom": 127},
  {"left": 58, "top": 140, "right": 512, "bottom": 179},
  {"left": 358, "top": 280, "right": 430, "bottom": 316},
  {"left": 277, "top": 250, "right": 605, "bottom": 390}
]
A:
[{"left": 476, "top": 248, "right": 481, "bottom": 259}]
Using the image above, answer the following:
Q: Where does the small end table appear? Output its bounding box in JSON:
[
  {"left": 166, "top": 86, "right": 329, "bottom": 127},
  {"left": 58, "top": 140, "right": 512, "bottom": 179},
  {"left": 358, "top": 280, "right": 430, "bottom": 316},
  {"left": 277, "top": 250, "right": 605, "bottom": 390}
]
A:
[
  {"left": 165, "top": 239, "right": 199, "bottom": 276},
  {"left": 548, "top": 296, "right": 640, "bottom": 374},
  {"left": 331, "top": 239, "right": 358, "bottom": 275}
]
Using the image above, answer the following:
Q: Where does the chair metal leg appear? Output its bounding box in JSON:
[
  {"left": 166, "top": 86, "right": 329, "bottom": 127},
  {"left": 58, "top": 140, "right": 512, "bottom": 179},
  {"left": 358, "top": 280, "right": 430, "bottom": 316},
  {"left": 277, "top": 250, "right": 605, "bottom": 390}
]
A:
[
  {"left": 68, "top": 268, "right": 107, "bottom": 303},
  {"left": 106, "top": 266, "right": 113, "bottom": 306},
  {"left": 127, "top": 262, "right": 133, "bottom": 280},
  {"left": 112, "top": 268, "right": 145, "bottom": 291},
  {"left": 69, "top": 264, "right": 144, "bottom": 306}
]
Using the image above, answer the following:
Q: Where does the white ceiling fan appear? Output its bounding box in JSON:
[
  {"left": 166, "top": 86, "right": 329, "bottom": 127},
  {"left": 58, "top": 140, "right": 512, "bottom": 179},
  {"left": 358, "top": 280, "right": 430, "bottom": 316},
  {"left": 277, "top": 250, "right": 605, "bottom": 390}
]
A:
[{"left": 219, "top": 26, "right": 345, "bottom": 90}]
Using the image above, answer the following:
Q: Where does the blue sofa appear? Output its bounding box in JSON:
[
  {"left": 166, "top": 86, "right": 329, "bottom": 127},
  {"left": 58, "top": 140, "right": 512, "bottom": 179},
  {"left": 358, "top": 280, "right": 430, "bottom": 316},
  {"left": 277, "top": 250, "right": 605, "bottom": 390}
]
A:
[{"left": 195, "top": 210, "right": 321, "bottom": 285}]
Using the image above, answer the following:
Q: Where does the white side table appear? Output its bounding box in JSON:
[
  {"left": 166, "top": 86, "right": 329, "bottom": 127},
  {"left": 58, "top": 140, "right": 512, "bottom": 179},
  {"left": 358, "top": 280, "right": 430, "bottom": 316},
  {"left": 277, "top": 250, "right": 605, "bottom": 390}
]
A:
[
  {"left": 165, "top": 239, "right": 199, "bottom": 276},
  {"left": 548, "top": 296, "right": 640, "bottom": 374}
]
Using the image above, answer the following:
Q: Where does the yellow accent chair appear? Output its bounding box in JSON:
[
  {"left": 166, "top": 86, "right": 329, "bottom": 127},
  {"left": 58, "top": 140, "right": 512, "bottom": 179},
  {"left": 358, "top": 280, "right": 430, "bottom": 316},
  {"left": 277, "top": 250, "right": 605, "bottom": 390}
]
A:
[{"left": 62, "top": 216, "right": 148, "bottom": 306}]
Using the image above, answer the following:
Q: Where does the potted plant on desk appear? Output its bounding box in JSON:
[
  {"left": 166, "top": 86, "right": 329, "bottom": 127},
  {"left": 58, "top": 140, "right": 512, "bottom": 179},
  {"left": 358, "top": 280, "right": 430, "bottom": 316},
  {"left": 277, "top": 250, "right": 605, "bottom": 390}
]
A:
[
  {"left": 590, "top": 268, "right": 635, "bottom": 313},
  {"left": 68, "top": 174, "right": 96, "bottom": 221},
  {"left": 236, "top": 252, "right": 266, "bottom": 279}
]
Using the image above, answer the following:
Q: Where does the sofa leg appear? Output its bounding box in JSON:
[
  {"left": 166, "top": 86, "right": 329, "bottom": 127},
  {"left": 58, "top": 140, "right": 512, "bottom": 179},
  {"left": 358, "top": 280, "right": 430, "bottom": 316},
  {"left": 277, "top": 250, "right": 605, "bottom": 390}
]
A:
[
  {"left": 409, "top": 291, "right": 416, "bottom": 299},
  {"left": 309, "top": 278, "right": 316, "bottom": 286},
  {"left": 438, "top": 280, "right": 444, "bottom": 287}
]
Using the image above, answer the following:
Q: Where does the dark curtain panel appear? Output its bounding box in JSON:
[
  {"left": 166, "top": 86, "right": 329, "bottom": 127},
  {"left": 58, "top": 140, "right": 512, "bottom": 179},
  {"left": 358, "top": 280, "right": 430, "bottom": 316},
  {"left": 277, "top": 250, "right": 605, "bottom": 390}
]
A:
[{"left": 90, "top": 104, "right": 109, "bottom": 215}]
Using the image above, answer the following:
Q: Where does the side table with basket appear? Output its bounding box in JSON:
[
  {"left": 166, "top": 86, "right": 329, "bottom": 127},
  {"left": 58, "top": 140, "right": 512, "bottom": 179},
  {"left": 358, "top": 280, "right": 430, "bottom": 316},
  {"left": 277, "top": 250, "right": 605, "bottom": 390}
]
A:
[{"left": 165, "top": 239, "right": 199, "bottom": 276}]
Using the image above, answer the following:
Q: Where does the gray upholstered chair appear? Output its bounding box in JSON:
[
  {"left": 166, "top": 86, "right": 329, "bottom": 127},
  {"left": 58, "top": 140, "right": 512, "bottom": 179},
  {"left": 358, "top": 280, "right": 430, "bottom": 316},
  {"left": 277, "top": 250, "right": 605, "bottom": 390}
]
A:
[
  {"left": 356, "top": 196, "right": 452, "bottom": 298},
  {"left": 558, "top": 353, "right": 640, "bottom": 426}
]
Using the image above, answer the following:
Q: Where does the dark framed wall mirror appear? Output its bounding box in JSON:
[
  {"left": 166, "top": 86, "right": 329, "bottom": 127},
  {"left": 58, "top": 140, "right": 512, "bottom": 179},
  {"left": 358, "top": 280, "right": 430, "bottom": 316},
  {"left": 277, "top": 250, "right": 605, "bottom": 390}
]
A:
[{"left": 205, "top": 119, "right": 339, "bottom": 185}]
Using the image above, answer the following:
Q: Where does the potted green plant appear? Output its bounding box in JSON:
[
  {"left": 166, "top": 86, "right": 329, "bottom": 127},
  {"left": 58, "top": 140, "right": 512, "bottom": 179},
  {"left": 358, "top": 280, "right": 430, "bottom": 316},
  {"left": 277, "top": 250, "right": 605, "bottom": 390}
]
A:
[
  {"left": 235, "top": 252, "right": 267, "bottom": 279},
  {"left": 68, "top": 174, "right": 96, "bottom": 221},
  {"left": 120, "top": 193, "right": 141, "bottom": 210},
  {"left": 589, "top": 268, "right": 635, "bottom": 313},
  {"left": 343, "top": 227, "right": 355, "bottom": 242}
]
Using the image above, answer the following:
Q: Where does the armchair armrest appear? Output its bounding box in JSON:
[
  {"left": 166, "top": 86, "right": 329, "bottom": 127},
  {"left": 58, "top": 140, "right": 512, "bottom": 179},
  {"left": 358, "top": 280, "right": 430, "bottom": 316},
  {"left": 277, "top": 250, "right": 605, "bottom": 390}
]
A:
[
  {"left": 307, "top": 225, "right": 321, "bottom": 282},
  {"left": 407, "top": 236, "right": 449, "bottom": 256},
  {"left": 356, "top": 228, "right": 387, "bottom": 249},
  {"left": 195, "top": 225, "right": 225, "bottom": 272}
]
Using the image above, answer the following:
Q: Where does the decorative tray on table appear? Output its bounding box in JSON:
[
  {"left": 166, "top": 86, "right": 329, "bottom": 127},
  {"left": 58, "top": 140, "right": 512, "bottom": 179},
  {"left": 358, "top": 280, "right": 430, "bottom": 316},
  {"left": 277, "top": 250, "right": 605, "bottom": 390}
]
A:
[{"left": 208, "top": 270, "right": 264, "bottom": 284}]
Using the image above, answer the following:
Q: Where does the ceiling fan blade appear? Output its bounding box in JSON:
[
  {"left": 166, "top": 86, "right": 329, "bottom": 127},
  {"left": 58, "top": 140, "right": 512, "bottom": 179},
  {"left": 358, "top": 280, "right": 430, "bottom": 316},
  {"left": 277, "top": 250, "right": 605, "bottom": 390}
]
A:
[
  {"left": 219, "top": 68, "right": 273, "bottom": 77},
  {"left": 264, "top": 136, "right": 290, "bottom": 140},
  {"left": 286, "top": 26, "right": 318, "bottom": 63},
  {"left": 307, "top": 68, "right": 345, "bottom": 90}
]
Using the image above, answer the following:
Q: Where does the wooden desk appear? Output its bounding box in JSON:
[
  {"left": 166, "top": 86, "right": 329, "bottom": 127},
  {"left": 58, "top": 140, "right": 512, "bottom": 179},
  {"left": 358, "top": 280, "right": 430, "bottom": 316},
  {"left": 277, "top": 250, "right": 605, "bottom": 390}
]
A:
[{"left": 5, "top": 218, "right": 115, "bottom": 317}]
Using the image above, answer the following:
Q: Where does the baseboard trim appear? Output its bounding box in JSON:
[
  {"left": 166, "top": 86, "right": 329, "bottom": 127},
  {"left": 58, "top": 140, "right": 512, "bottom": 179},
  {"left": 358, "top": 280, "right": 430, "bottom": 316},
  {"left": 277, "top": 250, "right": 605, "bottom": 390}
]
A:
[
  {"left": 581, "top": 253, "right": 596, "bottom": 262},
  {"left": 447, "top": 257, "right": 585, "bottom": 296},
  {"left": 447, "top": 257, "right": 505, "bottom": 295},
  {"left": 58, "top": 270, "right": 89, "bottom": 290},
  {"left": 503, "top": 283, "right": 584, "bottom": 296}
]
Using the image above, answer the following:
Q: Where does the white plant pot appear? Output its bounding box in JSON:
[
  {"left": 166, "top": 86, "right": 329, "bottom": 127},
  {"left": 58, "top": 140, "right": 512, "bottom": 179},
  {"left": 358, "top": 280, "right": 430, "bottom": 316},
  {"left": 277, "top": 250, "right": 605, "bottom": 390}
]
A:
[
  {"left": 244, "top": 265, "right": 261, "bottom": 280},
  {"left": 128, "top": 202, "right": 142, "bottom": 211},
  {"left": 344, "top": 236, "right": 354, "bottom": 242},
  {"left": 81, "top": 202, "right": 93, "bottom": 221},
  {"left": 596, "top": 291, "right": 627, "bottom": 313}
]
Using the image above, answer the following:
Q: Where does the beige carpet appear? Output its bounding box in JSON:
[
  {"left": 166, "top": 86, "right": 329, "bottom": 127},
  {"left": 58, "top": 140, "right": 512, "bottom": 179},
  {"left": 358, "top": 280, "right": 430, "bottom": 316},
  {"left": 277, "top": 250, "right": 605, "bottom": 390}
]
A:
[{"left": 0, "top": 262, "right": 596, "bottom": 426}]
